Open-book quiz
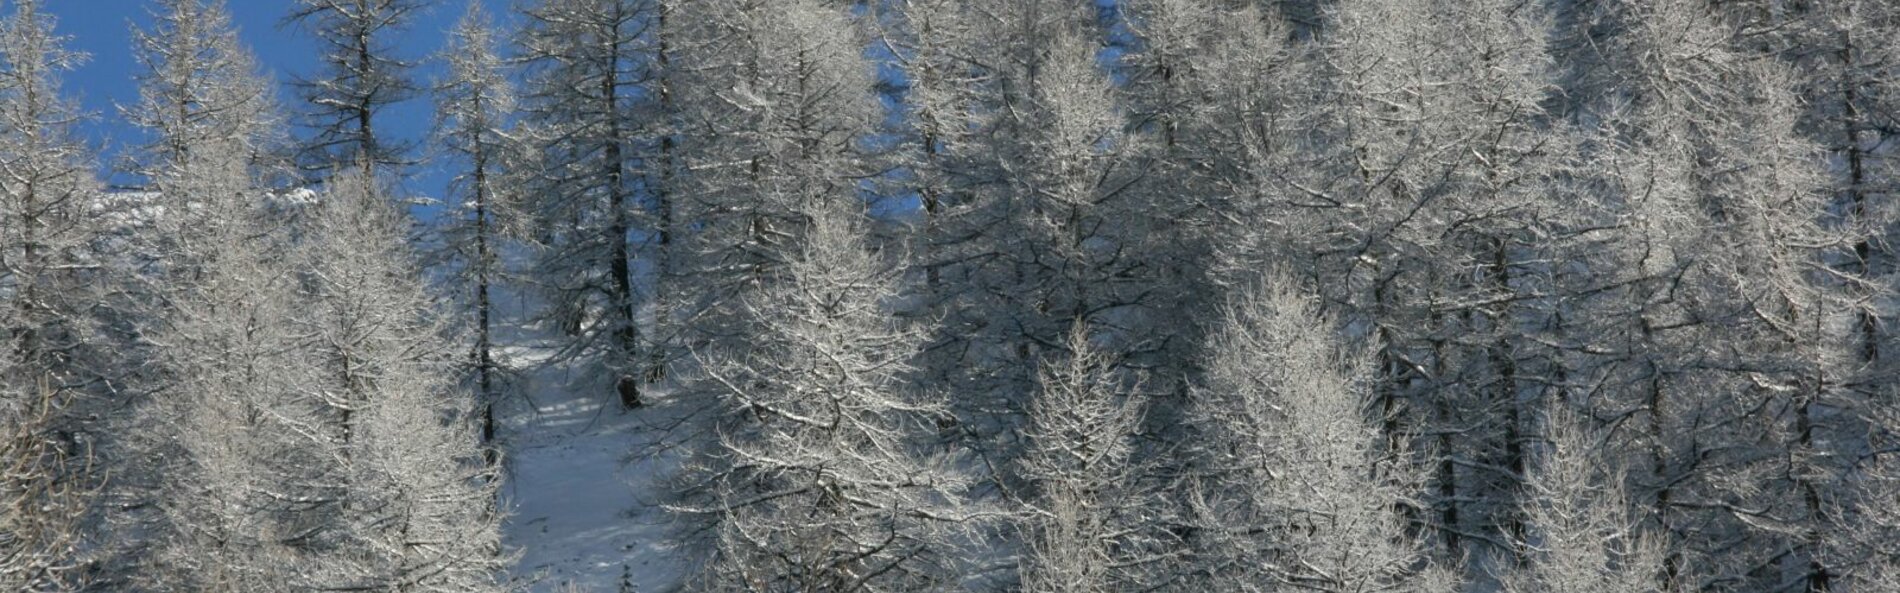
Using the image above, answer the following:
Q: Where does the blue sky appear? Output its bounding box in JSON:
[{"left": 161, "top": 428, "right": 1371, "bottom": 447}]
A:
[{"left": 56, "top": 0, "right": 513, "bottom": 201}]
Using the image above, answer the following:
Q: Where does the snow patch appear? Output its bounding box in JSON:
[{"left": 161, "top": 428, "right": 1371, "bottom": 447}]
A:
[{"left": 498, "top": 342, "right": 689, "bottom": 592}]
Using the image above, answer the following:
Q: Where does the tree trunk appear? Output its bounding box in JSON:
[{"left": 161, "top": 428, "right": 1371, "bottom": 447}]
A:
[
  {"left": 474, "top": 131, "right": 498, "bottom": 465},
  {"left": 645, "top": 0, "right": 673, "bottom": 385},
  {"left": 604, "top": 17, "right": 640, "bottom": 409},
  {"left": 1491, "top": 237, "right": 1525, "bottom": 545}
]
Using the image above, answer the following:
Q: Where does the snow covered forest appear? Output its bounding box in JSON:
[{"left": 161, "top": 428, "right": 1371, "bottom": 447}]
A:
[{"left": 8, "top": 0, "right": 1900, "bottom": 590}]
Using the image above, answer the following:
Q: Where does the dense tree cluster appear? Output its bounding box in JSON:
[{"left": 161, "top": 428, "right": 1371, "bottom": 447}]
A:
[{"left": 1, "top": 0, "right": 1898, "bottom": 591}]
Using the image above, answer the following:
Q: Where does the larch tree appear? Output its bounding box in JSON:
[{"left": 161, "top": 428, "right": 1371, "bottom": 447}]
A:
[
  {"left": 0, "top": 0, "right": 1881, "bottom": 591},
  {"left": 1724, "top": 6, "right": 1900, "bottom": 585},
  {"left": 1017, "top": 327, "right": 1171, "bottom": 593},
  {"left": 286, "top": 0, "right": 430, "bottom": 177},
  {"left": 290, "top": 171, "right": 507, "bottom": 591},
  {"left": 1714, "top": 3, "right": 1900, "bottom": 587},
  {"left": 515, "top": 0, "right": 657, "bottom": 409},
  {"left": 124, "top": 0, "right": 286, "bottom": 268},
  {"left": 128, "top": 0, "right": 281, "bottom": 170},
  {"left": 0, "top": 5, "right": 114, "bottom": 583},
  {"left": 900, "top": 2, "right": 1170, "bottom": 473},
  {"left": 1221, "top": 0, "right": 1582, "bottom": 564},
  {"left": 138, "top": 158, "right": 506, "bottom": 593},
  {"left": 1503, "top": 405, "right": 1669, "bottom": 593},
  {"left": 1561, "top": 1, "right": 1861, "bottom": 588},
  {"left": 433, "top": 0, "right": 519, "bottom": 456},
  {"left": 679, "top": 198, "right": 970, "bottom": 593},
  {"left": 1118, "top": 0, "right": 1304, "bottom": 263},
  {"left": 1624, "top": 1, "right": 1838, "bottom": 587},
  {"left": 0, "top": 0, "right": 107, "bottom": 396},
  {"left": 668, "top": 0, "right": 881, "bottom": 405},
  {"left": 1846, "top": 389, "right": 1900, "bottom": 591},
  {"left": 1187, "top": 276, "right": 1454, "bottom": 593},
  {"left": 139, "top": 200, "right": 321, "bottom": 592},
  {"left": 1800, "top": 1, "right": 1900, "bottom": 372},
  {"left": 114, "top": 1, "right": 289, "bottom": 585}
]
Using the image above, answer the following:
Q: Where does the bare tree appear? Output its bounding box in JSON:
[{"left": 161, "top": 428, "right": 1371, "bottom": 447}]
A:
[
  {"left": 124, "top": 0, "right": 287, "bottom": 274},
  {"left": 1194, "top": 0, "right": 1583, "bottom": 564},
  {"left": 140, "top": 171, "right": 507, "bottom": 591},
  {"left": 127, "top": 0, "right": 283, "bottom": 180},
  {"left": 0, "top": 7, "right": 116, "bottom": 582},
  {"left": 286, "top": 0, "right": 430, "bottom": 177},
  {"left": 0, "top": 376, "right": 89, "bottom": 592},
  {"left": 1577, "top": 3, "right": 1856, "bottom": 588},
  {"left": 291, "top": 171, "right": 508, "bottom": 590},
  {"left": 0, "top": 0, "right": 106, "bottom": 389},
  {"left": 137, "top": 182, "right": 322, "bottom": 592},
  {"left": 898, "top": 3, "right": 1173, "bottom": 479},
  {"left": 668, "top": 0, "right": 882, "bottom": 406},
  {"left": 115, "top": 3, "right": 291, "bottom": 585}
]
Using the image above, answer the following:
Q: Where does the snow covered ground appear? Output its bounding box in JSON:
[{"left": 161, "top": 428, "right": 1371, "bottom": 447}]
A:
[{"left": 495, "top": 341, "right": 688, "bottom": 592}]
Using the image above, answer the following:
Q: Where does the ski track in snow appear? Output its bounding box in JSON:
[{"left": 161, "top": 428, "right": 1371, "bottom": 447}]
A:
[{"left": 497, "top": 342, "right": 686, "bottom": 592}]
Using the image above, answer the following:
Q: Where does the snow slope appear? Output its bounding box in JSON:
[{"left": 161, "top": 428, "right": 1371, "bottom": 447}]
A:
[{"left": 496, "top": 341, "right": 689, "bottom": 592}]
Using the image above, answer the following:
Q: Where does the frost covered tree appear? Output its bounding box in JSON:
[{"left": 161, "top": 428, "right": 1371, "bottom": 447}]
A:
[
  {"left": 898, "top": 4, "right": 1174, "bottom": 465},
  {"left": 668, "top": 0, "right": 880, "bottom": 400},
  {"left": 0, "top": 0, "right": 106, "bottom": 392},
  {"left": 680, "top": 198, "right": 969, "bottom": 593},
  {"left": 127, "top": 0, "right": 281, "bottom": 177},
  {"left": 0, "top": 7, "right": 115, "bottom": 581},
  {"left": 0, "top": 0, "right": 1887, "bottom": 591},
  {"left": 1503, "top": 405, "right": 1669, "bottom": 593},
  {"left": 139, "top": 173, "right": 505, "bottom": 592},
  {"left": 286, "top": 0, "right": 430, "bottom": 177},
  {"left": 1117, "top": 0, "right": 1302, "bottom": 226},
  {"left": 138, "top": 200, "right": 323, "bottom": 591},
  {"left": 112, "top": 2, "right": 291, "bottom": 584},
  {"left": 1792, "top": 1, "right": 1900, "bottom": 370},
  {"left": 289, "top": 171, "right": 507, "bottom": 590},
  {"left": 433, "top": 1, "right": 518, "bottom": 454},
  {"left": 1187, "top": 276, "right": 1454, "bottom": 593},
  {"left": 1016, "top": 327, "right": 1170, "bottom": 593},
  {"left": 515, "top": 0, "right": 660, "bottom": 409},
  {"left": 1845, "top": 392, "right": 1900, "bottom": 591},
  {"left": 1571, "top": 3, "right": 1857, "bottom": 589},
  {"left": 671, "top": 0, "right": 877, "bottom": 272},
  {"left": 1196, "top": 0, "right": 1581, "bottom": 562},
  {"left": 124, "top": 0, "right": 286, "bottom": 267}
]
